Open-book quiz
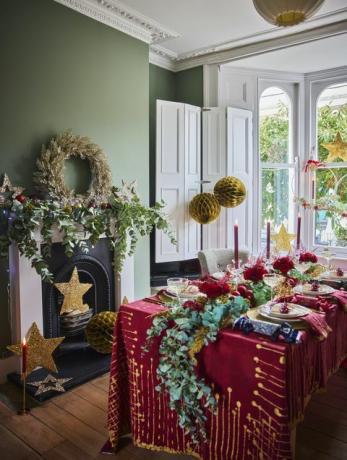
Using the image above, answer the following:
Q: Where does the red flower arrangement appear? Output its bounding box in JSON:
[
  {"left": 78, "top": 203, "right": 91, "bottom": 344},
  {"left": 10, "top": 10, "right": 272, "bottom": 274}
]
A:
[
  {"left": 273, "top": 256, "right": 295, "bottom": 275},
  {"left": 299, "top": 251, "right": 318, "bottom": 263},
  {"left": 199, "top": 280, "right": 230, "bottom": 299},
  {"left": 183, "top": 300, "right": 205, "bottom": 312},
  {"left": 243, "top": 260, "right": 268, "bottom": 283}
]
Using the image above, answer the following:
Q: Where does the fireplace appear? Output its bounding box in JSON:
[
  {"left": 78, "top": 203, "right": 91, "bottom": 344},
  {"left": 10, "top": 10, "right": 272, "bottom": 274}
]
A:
[
  {"left": 3, "top": 229, "right": 135, "bottom": 393},
  {"left": 42, "top": 238, "right": 115, "bottom": 345}
]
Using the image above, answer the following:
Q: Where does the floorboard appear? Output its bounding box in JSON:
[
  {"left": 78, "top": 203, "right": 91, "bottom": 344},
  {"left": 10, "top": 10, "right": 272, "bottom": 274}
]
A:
[{"left": 0, "top": 369, "right": 346, "bottom": 459}]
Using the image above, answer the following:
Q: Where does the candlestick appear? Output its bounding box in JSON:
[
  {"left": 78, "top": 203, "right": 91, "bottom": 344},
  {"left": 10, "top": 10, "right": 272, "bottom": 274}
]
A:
[
  {"left": 296, "top": 215, "right": 301, "bottom": 251},
  {"left": 234, "top": 220, "right": 239, "bottom": 269},
  {"left": 266, "top": 221, "right": 271, "bottom": 260}
]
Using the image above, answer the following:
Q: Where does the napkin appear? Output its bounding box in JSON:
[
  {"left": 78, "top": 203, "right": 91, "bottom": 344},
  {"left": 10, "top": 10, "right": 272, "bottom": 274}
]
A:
[
  {"left": 301, "top": 311, "right": 332, "bottom": 341},
  {"left": 330, "top": 290, "right": 347, "bottom": 312}
]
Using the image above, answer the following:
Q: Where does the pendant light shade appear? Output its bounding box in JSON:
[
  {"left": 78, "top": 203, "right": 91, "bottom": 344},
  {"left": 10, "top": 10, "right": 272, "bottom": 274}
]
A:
[{"left": 253, "top": 0, "right": 325, "bottom": 27}]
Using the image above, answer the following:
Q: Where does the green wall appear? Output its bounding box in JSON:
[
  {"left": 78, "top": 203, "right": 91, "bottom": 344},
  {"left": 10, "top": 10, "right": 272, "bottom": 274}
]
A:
[
  {"left": 0, "top": 0, "right": 150, "bottom": 327},
  {"left": 175, "top": 67, "right": 204, "bottom": 107}
]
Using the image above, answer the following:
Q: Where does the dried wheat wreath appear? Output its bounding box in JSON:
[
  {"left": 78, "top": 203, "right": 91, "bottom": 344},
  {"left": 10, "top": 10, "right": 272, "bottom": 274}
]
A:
[{"left": 34, "top": 131, "right": 112, "bottom": 204}]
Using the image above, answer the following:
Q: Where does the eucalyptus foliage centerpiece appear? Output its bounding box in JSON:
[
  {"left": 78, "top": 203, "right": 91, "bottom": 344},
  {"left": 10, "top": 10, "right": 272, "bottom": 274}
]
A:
[{"left": 143, "top": 279, "right": 249, "bottom": 444}]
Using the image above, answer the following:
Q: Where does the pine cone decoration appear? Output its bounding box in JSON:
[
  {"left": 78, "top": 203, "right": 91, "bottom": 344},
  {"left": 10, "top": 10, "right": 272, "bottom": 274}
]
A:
[
  {"left": 85, "top": 311, "right": 117, "bottom": 354},
  {"left": 214, "top": 176, "right": 246, "bottom": 208},
  {"left": 189, "top": 193, "right": 221, "bottom": 224}
]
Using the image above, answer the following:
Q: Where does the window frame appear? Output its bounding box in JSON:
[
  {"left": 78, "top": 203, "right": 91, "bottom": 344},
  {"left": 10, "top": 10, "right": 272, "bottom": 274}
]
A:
[
  {"left": 256, "top": 80, "right": 300, "bottom": 253},
  {"left": 306, "top": 73, "right": 347, "bottom": 256}
]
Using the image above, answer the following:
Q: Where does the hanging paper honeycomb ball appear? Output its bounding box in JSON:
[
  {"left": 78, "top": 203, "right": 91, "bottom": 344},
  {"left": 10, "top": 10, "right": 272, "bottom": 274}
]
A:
[
  {"left": 189, "top": 193, "right": 221, "bottom": 224},
  {"left": 214, "top": 176, "right": 246, "bottom": 208},
  {"left": 85, "top": 311, "right": 116, "bottom": 354}
]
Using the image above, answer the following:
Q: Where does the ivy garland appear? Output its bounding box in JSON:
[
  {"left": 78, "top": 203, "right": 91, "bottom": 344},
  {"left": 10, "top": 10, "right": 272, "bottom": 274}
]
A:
[
  {"left": 143, "top": 294, "right": 249, "bottom": 445},
  {"left": 0, "top": 186, "right": 174, "bottom": 282}
]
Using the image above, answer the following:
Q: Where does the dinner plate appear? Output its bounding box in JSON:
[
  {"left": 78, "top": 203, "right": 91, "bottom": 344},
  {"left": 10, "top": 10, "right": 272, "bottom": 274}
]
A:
[
  {"left": 293, "top": 284, "right": 335, "bottom": 296},
  {"left": 260, "top": 303, "right": 310, "bottom": 319},
  {"left": 320, "top": 271, "right": 347, "bottom": 281},
  {"left": 257, "top": 309, "right": 304, "bottom": 324},
  {"left": 166, "top": 287, "right": 203, "bottom": 299}
]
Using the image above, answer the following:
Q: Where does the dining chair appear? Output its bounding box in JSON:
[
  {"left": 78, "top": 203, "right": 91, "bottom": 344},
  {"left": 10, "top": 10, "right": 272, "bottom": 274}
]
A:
[{"left": 197, "top": 248, "right": 250, "bottom": 277}]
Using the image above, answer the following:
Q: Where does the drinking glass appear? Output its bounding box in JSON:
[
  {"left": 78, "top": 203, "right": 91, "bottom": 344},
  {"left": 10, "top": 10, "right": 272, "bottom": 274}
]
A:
[
  {"left": 263, "top": 274, "right": 283, "bottom": 302},
  {"left": 167, "top": 277, "right": 189, "bottom": 306},
  {"left": 295, "top": 262, "right": 311, "bottom": 293}
]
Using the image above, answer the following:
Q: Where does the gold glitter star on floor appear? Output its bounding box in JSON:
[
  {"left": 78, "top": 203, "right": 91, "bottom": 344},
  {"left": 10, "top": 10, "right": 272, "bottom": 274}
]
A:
[
  {"left": 7, "top": 322, "right": 64, "bottom": 377},
  {"left": 271, "top": 224, "right": 296, "bottom": 252},
  {"left": 322, "top": 132, "right": 347, "bottom": 162},
  {"left": 27, "top": 374, "right": 72, "bottom": 396},
  {"left": 54, "top": 267, "right": 93, "bottom": 315}
]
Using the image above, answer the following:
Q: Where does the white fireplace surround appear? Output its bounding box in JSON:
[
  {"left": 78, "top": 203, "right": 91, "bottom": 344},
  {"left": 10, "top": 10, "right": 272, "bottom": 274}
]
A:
[{"left": 0, "top": 227, "right": 134, "bottom": 381}]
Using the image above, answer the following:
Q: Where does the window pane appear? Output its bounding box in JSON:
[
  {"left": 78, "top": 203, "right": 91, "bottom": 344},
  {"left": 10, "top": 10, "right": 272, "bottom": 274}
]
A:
[
  {"left": 317, "top": 83, "right": 347, "bottom": 163},
  {"left": 259, "top": 87, "right": 291, "bottom": 163},
  {"left": 261, "top": 168, "right": 294, "bottom": 230},
  {"left": 314, "top": 167, "right": 347, "bottom": 247}
]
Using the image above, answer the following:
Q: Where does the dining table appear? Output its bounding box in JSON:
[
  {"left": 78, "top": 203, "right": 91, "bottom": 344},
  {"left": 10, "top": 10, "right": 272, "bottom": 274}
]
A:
[{"left": 105, "top": 289, "right": 347, "bottom": 460}]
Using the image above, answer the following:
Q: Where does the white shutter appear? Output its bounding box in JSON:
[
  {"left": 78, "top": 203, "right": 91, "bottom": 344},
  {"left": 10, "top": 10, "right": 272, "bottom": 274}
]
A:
[
  {"left": 184, "top": 104, "right": 201, "bottom": 259},
  {"left": 226, "top": 107, "right": 253, "bottom": 252},
  {"left": 155, "top": 101, "right": 202, "bottom": 262},
  {"left": 155, "top": 100, "right": 185, "bottom": 262},
  {"left": 202, "top": 108, "right": 227, "bottom": 249}
]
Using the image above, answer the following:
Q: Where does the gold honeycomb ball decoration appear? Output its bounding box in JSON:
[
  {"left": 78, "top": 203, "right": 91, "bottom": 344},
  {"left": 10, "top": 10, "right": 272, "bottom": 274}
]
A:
[
  {"left": 213, "top": 176, "right": 247, "bottom": 208},
  {"left": 189, "top": 192, "right": 221, "bottom": 224},
  {"left": 85, "top": 311, "right": 117, "bottom": 354}
]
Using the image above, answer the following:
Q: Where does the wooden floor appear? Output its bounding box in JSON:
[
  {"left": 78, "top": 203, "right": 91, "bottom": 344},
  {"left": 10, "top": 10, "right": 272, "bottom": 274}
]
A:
[{"left": 0, "top": 369, "right": 347, "bottom": 460}]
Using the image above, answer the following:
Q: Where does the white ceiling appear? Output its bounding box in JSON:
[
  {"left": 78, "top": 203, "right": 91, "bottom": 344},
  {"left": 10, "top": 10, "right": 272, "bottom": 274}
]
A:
[
  {"left": 121, "top": 0, "right": 347, "bottom": 57},
  {"left": 224, "top": 33, "right": 347, "bottom": 73}
]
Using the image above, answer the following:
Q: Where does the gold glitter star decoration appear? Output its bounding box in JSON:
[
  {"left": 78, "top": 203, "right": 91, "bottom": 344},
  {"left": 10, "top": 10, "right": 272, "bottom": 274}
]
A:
[
  {"left": 271, "top": 224, "right": 296, "bottom": 252},
  {"left": 7, "top": 322, "right": 64, "bottom": 377},
  {"left": 27, "top": 374, "right": 72, "bottom": 396},
  {"left": 322, "top": 132, "right": 347, "bottom": 163},
  {"left": 0, "top": 173, "right": 24, "bottom": 203},
  {"left": 54, "top": 267, "right": 93, "bottom": 315}
]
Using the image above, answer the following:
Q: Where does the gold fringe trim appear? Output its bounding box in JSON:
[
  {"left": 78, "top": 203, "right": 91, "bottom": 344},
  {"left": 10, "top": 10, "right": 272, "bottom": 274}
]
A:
[{"left": 133, "top": 438, "right": 202, "bottom": 460}]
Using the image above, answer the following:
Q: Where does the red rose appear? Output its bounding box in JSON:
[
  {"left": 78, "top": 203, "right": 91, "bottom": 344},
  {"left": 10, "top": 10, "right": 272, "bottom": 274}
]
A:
[
  {"left": 273, "top": 256, "right": 295, "bottom": 275},
  {"left": 199, "top": 280, "right": 230, "bottom": 299},
  {"left": 299, "top": 251, "right": 318, "bottom": 263},
  {"left": 243, "top": 262, "right": 268, "bottom": 283},
  {"left": 183, "top": 300, "right": 204, "bottom": 312}
]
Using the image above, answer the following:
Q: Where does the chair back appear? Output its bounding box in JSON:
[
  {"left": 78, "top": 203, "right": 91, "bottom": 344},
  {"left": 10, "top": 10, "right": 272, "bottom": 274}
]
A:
[{"left": 198, "top": 248, "right": 249, "bottom": 277}]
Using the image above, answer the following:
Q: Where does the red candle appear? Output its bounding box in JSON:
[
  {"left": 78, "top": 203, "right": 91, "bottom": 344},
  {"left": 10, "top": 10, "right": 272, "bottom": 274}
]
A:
[
  {"left": 311, "top": 179, "right": 315, "bottom": 200},
  {"left": 234, "top": 220, "right": 239, "bottom": 269},
  {"left": 22, "top": 337, "right": 28, "bottom": 375},
  {"left": 296, "top": 215, "right": 301, "bottom": 251},
  {"left": 266, "top": 221, "right": 271, "bottom": 260}
]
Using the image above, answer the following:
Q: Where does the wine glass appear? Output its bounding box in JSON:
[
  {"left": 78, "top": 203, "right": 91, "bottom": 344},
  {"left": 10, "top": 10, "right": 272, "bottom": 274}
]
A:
[
  {"left": 295, "top": 262, "right": 311, "bottom": 293},
  {"left": 167, "top": 277, "right": 189, "bottom": 306},
  {"left": 263, "top": 274, "right": 283, "bottom": 303}
]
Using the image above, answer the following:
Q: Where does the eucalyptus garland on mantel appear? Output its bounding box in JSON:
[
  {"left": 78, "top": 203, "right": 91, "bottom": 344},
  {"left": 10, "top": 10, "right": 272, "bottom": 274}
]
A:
[{"left": 0, "top": 131, "right": 174, "bottom": 281}]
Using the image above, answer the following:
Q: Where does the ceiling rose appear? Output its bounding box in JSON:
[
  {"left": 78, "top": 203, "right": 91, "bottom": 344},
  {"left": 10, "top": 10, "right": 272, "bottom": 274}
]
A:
[{"left": 252, "top": 0, "right": 325, "bottom": 27}]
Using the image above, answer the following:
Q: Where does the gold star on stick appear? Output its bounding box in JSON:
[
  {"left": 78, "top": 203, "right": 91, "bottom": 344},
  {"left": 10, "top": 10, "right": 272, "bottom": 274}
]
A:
[
  {"left": 322, "top": 132, "right": 347, "bottom": 162},
  {"left": 7, "top": 322, "right": 64, "bottom": 376},
  {"left": 271, "top": 224, "right": 296, "bottom": 252},
  {"left": 54, "top": 267, "right": 92, "bottom": 315}
]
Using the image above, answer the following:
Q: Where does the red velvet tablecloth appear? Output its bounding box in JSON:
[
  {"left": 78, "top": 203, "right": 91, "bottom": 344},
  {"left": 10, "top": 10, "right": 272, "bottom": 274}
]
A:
[{"left": 106, "top": 299, "right": 347, "bottom": 460}]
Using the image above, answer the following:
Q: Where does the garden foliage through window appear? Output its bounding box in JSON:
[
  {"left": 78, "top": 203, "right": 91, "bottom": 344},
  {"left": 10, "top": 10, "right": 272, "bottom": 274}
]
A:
[
  {"left": 259, "top": 86, "right": 295, "bottom": 249},
  {"left": 314, "top": 83, "right": 347, "bottom": 248}
]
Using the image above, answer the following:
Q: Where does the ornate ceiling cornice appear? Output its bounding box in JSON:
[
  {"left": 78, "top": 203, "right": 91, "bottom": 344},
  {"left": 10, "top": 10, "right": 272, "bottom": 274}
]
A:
[
  {"left": 54, "top": 0, "right": 180, "bottom": 44},
  {"left": 55, "top": 1, "right": 347, "bottom": 72}
]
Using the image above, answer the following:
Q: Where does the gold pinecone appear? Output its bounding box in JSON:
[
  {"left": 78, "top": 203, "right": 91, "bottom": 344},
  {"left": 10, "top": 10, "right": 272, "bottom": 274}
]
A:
[
  {"left": 189, "top": 193, "right": 221, "bottom": 224},
  {"left": 214, "top": 176, "right": 246, "bottom": 208},
  {"left": 85, "top": 311, "right": 117, "bottom": 354}
]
